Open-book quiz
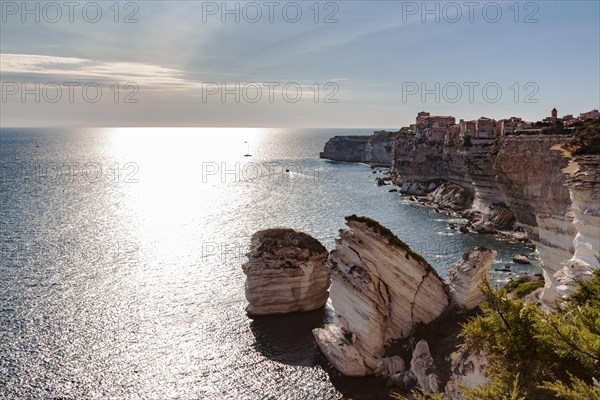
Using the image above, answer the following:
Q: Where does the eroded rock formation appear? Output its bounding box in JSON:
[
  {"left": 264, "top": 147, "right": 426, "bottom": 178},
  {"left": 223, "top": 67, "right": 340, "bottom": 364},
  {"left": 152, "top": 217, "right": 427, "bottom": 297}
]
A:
[
  {"left": 444, "top": 350, "right": 488, "bottom": 399},
  {"left": 554, "top": 153, "right": 600, "bottom": 301},
  {"left": 390, "top": 134, "right": 515, "bottom": 231},
  {"left": 313, "top": 216, "right": 450, "bottom": 376},
  {"left": 492, "top": 135, "right": 577, "bottom": 305},
  {"left": 410, "top": 340, "right": 440, "bottom": 393},
  {"left": 243, "top": 229, "right": 330, "bottom": 316},
  {"left": 424, "top": 182, "right": 474, "bottom": 211},
  {"left": 447, "top": 247, "right": 497, "bottom": 312}
]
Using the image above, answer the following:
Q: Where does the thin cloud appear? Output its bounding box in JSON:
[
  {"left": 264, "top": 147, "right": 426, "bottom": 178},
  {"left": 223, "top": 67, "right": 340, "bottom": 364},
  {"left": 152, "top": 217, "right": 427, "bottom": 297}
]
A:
[{"left": 0, "top": 53, "right": 193, "bottom": 88}]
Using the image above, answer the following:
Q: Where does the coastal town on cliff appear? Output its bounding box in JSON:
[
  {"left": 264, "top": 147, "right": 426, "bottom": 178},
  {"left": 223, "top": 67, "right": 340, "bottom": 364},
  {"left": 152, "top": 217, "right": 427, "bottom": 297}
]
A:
[{"left": 243, "top": 108, "right": 600, "bottom": 399}]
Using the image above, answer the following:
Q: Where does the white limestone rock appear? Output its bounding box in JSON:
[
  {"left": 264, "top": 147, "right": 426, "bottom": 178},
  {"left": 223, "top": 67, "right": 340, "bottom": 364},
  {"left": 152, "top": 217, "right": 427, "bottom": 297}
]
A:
[
  {"left": 425, "top": 181, "right": 473, "bottom": 211},
  {"left": 512, "top": 255, "right": 531, "bottom": 264},
  {"left": 410, "top": 340, "right": 440, "bottom": 393},
  {"left": 493, "top": 135, "right": 577, "bottom": 307},
  {"left": 374, "top": 356, "right": 406, "bottom": 382},
  {"left": 554, "top": 154, "right": 600, "bottom": 304},
  {"left": 313, "top": 216, "right": 449, "bottom": 376},
  {"left": 243, "top": 229, "right": 330, "bottom": 316},
  {"left": 447, "top": 248, "right": 497, "bottom": 311},
  {"left": 312, "top": 324, "right": 370, "bottom": 377},
  {"left": 445, "top": 350, "right": 489, "bottom": 399}
]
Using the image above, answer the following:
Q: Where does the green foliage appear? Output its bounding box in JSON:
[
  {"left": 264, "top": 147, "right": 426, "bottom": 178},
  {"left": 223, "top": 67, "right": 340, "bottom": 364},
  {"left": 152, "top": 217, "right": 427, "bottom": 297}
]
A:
[
  {"left": 505, "top": 277, "right": 545, "bottom": 299},
  {"left": 459, "top": 268, "right": 600, "bottom": 399},
  {"left": 345, "top": 215, "right": 428, "bottom": 265},
  {"left": 462, "top": 373, "right": 527, "bottom": 400},
  {"left": 566, "top": 119, "right": 600, "bottom": 155},
  {"left": 544, "top": 376, "right": 600, "bottom": 400},
  {"left": 542, "top": 120, "right": 569, "bottom": 135}
]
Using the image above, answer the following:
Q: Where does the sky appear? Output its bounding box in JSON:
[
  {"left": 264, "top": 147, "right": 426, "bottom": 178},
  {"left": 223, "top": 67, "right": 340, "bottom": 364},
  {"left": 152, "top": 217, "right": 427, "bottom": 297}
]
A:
[{"left": 1, "top": 0, "right": 599, "bottom": 128}]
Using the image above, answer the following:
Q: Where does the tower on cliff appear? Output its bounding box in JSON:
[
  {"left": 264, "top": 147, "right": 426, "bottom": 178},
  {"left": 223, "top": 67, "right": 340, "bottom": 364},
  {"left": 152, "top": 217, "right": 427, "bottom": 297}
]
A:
[{"left": 552, "top": 107, "right": 558, "bottom": 120}]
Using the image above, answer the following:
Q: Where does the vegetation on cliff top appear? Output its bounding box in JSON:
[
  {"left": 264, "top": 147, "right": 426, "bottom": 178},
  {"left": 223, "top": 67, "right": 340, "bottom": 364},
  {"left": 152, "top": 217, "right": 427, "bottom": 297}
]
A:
[
  {"left": 345, "top": 215, "right": 428, "bottom": 266},
  {"left": 395, "top": 262, "right": 600, "bottom": 400},
  {"left": 253, "top": 228, "right": 327, "bottom": 256},
  {"left": 505, "top": 276, "right": 545, "bottom": 299},
  {"left": 565, "top": 119, "right": 600, "bottom": 155}
]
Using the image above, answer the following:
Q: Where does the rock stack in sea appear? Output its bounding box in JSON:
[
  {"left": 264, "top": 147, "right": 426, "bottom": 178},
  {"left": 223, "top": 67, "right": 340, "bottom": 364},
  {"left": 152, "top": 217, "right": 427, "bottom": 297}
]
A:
[
  {"left": 312, "top": 216, "right": 495, "bottom": 379},
  {"left": 245, "top": 217, "right": 500, "bottom": 395},
  {"left": 242, "top": 228, "right": 330, "bottom": 316}
]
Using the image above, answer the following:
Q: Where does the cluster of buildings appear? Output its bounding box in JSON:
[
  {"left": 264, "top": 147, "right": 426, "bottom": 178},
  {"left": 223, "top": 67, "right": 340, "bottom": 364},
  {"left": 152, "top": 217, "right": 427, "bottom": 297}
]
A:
[{"left": 411, "top": 108, "right": 600, "bottom": 144}]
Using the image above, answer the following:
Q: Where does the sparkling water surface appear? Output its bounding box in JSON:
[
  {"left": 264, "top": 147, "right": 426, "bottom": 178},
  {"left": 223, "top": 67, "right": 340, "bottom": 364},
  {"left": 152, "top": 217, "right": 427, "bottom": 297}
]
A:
[{"left": 0, "top": 128, "right": 538, "bottom": 399}]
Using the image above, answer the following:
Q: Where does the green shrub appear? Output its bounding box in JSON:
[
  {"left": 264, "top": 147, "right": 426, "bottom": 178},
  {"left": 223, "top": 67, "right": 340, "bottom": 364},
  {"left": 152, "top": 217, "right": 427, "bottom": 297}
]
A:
[
  {"left": 460, "top": 268, "right": 600, "bottom": 399},
  {"left": 506, "top": 278, "right": 545, "bottom": 299},
  {"left": 394, "top": 259, "right": 600, "bottom": 400},
  {"left": 568, "top": 119, "right": 600, "bottom": 155}
]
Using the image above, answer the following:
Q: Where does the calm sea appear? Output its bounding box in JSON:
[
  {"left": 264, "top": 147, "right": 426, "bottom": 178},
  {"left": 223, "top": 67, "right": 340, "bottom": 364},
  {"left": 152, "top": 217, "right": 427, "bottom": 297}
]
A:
[{"left": 0, "top": 128, "right": 537, "bottom": 399}]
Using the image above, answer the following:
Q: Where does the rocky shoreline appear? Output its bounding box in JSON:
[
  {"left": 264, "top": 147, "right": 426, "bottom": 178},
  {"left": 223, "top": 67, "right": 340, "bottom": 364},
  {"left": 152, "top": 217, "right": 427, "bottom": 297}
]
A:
[
  {"left": 320, "top": 129, "right": 600, "bottom": 308},
  {"left": 241, "top": 126, "right": 598, "bottom": 397}
]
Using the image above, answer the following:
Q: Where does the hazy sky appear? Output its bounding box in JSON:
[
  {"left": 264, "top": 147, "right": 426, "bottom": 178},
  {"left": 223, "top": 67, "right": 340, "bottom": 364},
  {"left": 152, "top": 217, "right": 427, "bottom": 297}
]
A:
[{"left": 1, "top": 0, "right": 599, "bottom": 128}]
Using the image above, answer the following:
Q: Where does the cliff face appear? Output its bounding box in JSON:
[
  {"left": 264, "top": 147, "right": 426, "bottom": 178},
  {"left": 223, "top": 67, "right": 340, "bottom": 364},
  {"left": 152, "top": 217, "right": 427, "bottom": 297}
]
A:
[
  {"left": 389, "top": 131, "right": 598, "bottom": 307},
  {"left": 492, "top": 135, "right": 577, "bottom": 305},
  {"left": 554, "top": 153, "right": 600, "bottom": 300},
  {"left": 364, "top": 131, "right": 397, "bottom": 165},
  {"left": 391, "top": 134, "right": 446, "bottom": 185},
  {"left": 447, "top": 144, "right": 503, "bottom": 213},
  {"left": 320, "top": 136, "right": 370, "bottom": 163},
  {"left": 320, "top": 131, "right": 397, "bottom": 165},
  {"left": 391, "top": 135, "right": 512, "bottom": 219}
]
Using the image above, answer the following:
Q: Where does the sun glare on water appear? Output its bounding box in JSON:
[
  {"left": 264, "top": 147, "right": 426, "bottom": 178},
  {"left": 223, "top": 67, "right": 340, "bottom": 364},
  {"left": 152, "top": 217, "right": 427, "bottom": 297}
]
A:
[{"left": 102, "top": 127, "right": 266, "bottom": 273}]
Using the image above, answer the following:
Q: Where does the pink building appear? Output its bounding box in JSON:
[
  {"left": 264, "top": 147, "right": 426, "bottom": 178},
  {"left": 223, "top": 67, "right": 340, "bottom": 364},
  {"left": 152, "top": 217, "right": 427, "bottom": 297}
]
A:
[
  {"left": 475, "top": 117, "right": 497, "bottom": 139},
  {"left": 415, "top": 112, "right": 456, "bottom": 141},
  {"left": 497, "top": 117, "right": 523, "bottom": 135}
]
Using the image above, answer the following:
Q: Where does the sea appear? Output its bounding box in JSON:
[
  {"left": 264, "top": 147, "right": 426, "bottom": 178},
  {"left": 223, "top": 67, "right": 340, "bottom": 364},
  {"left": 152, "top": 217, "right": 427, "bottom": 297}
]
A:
[{"left": 0, "top": 128, "right": 539, "bottom": 399}]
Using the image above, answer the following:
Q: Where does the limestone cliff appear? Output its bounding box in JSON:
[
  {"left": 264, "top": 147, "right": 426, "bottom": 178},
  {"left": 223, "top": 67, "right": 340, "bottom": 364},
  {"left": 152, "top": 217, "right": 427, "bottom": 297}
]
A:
[
  {"left": 391, "top": 134, "right": 446, "bottom": 186},
  {"left": 492, "top": 135, "right": 577, "bottom": 305},
  {"left": 243, "top": 229, "right": 330, "bottom": 316},
  {"left": 364, "top": 131, "right": 397, "bottom": 165},
  {"left": 554, "top": 153, "right": 600, "bottom": 301},
  {"left": 320, "top": 136, "right": 370, "bottom": 163},
  {"left": 389, "top": 131, "right": 598, "bottom": 306},
  {"left": 320, "top": 131, "right": 397, "bottom": 166},
  {"left": 391, "top": 134, "right": 514, "bottom": 229}
]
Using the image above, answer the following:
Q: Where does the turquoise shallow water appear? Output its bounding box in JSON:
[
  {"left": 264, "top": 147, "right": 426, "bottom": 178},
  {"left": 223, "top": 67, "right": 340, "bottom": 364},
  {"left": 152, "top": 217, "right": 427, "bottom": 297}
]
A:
[{"left": 0, "top": 128, "right": 538, "bottom": 399}]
